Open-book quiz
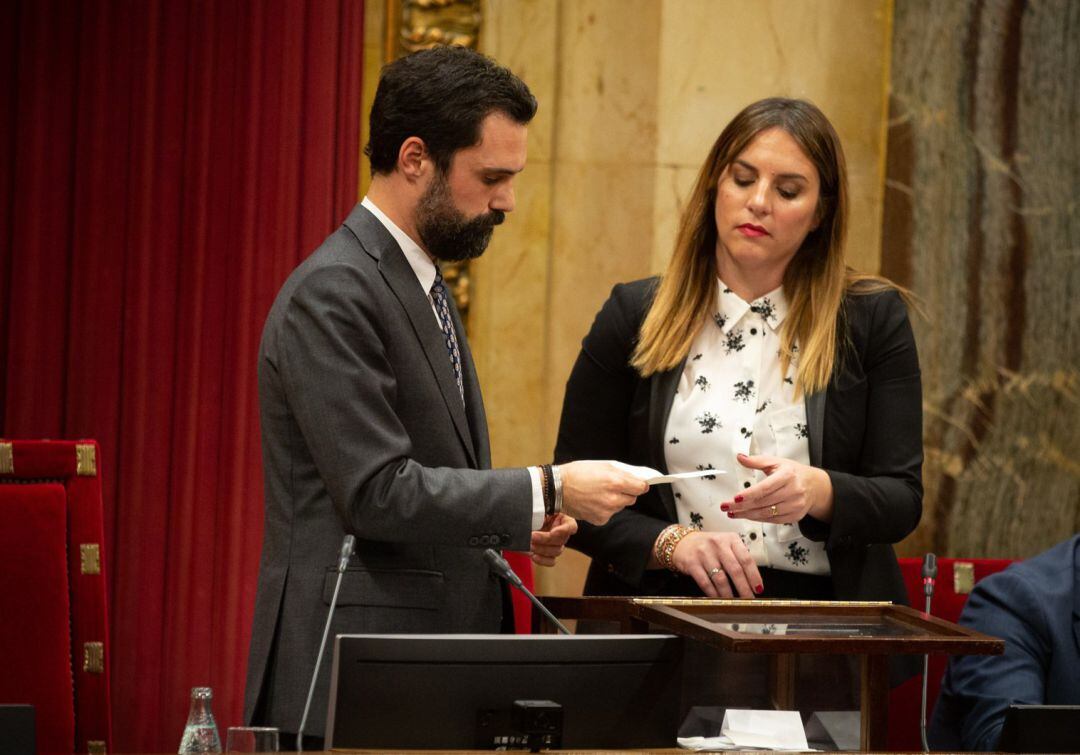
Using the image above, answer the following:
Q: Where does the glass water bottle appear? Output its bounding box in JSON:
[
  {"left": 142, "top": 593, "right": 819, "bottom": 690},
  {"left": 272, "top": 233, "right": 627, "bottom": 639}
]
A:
[{"left": 179, "top": 686, "right": 222, "bottom": 753}]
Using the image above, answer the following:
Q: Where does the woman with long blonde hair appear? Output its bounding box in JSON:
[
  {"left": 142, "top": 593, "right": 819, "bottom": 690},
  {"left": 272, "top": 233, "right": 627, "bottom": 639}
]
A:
[{"left": 556, "top": 98, "right": 922, "bottom": 602}]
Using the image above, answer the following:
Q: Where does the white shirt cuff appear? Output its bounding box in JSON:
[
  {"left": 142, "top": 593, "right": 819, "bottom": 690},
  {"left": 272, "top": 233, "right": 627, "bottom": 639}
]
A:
[{"left": 527, "top": 466, "right": 546, "bottom": 530}]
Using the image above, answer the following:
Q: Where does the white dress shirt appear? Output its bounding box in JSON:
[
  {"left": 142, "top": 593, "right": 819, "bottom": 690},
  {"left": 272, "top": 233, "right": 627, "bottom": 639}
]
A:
[{"left": 664, "top": 279, "right": 829, "bottom": 575}]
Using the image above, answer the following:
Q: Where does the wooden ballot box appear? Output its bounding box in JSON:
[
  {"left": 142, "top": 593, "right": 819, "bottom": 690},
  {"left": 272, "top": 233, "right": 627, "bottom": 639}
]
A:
[{"left": 540, "top": 596, "right": 1003, "bottom": 752}]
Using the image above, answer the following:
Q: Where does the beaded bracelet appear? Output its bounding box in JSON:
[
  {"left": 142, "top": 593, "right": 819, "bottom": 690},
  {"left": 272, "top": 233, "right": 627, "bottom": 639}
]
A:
[{"left": 653, "top": 524, "right": 692, "bottom": 573}]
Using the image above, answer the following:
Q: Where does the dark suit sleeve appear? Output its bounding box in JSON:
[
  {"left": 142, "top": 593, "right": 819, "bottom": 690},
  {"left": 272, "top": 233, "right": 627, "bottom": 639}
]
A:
[
  {"left": 556, "top": 281, "right": 670, "bottom": 585},
  {"left": 800, "top": 290, "right": 923, "bottom": 547},
  {"left": 275, "top": 263, "right": 533, "bottom": 550},
  {"left": 931, "top": 569, "right": 1049, "bottom": 751}
]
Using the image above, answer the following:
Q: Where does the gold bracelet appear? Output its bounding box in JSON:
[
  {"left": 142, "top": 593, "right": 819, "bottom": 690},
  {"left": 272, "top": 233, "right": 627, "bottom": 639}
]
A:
[{"left": 654, "top": 524, "right": 691, "bottom": 573}]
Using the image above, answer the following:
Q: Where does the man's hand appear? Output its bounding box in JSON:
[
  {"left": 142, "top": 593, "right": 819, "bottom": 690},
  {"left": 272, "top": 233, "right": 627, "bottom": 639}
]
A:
[
  {"left": 530, "top": 513, "right": 578, "bottom": 567},
  {"left": 722, "top": 453, "right": 834, "bottom": 524},
  {"left": 558, "top": 460, "right": 649, "bottom": 526},
  {"left": 669, "top": 530, "right": 763, "bottom": 598}
]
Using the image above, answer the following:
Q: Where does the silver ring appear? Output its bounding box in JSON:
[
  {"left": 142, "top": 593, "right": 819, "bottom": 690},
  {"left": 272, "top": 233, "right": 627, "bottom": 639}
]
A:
[{"left": 709, "top": 567, "right": 722, "bottom": 576}]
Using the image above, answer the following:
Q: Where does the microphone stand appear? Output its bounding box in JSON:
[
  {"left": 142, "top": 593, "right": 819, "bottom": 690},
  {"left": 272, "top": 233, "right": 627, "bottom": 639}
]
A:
[
  {"left": 920, "top": 553, "right": 937, "bottom": 752},
  {"left": 484, "top": 549, "right": 571, "bottom": 635},
  {"left": 297, "top": 534, "right": 355, "bottom": 752}
]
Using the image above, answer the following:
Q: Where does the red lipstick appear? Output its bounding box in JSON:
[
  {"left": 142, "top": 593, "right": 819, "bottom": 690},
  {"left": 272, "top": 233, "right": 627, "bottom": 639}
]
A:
[{"left": 737, "top": 223, "right": 769, "bottom": 237}]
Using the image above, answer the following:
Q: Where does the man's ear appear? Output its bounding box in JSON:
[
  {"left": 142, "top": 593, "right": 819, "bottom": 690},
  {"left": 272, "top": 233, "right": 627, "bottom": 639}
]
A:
[{"left": 398, "top": 136, "right": 428, "bottom": 180}]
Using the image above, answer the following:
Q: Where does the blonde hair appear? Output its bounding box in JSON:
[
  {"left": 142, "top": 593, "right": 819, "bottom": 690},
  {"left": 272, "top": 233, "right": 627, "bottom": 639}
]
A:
[{"left": 632, "top": 98, "right": 904, "bottom": 395}]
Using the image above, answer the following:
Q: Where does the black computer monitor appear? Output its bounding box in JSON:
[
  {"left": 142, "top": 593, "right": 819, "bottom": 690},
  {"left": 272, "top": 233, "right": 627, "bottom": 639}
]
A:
[
  {"left": 998, "top": 704, "right": 1080, "bottom": 753},
  {"left": 324, "top": 634, "right": 683, "bottom": 749}
]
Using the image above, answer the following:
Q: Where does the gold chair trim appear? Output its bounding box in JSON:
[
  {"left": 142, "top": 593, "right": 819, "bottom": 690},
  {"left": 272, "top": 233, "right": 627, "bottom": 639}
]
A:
[
  {"left": 80, "top": 543, "right": 102, "bottom": 575},
  {"left": 953, "top": 561, "right": 975, "bottom": 594},
  {"left": 0, "top": 442, "right": 12, "bottom": 474},
  {"left": 83, "top": 641, "right": 104, "bottom": 673},
  {"left": 88, "top": 741, "right": 107, "bottom": 754},
  {"left": 76, "top": 443, "right": 97, "bottom": 476}
]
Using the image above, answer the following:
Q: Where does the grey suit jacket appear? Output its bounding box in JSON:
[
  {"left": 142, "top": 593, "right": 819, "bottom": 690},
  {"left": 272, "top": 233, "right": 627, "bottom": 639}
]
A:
[{"left": 244, "top": 204, "right": 533, "bottom": 735}]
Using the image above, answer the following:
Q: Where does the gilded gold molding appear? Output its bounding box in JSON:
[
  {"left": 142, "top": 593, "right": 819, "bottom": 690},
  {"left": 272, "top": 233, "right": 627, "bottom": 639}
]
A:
[
  {"left": 953, "top": 562, "right": 975, "bottom": 595},
  {"left": 87, "top": 741, "right": 107, "bottom": 755},
  {"left": 76, "top": 443, "right": 97, "bottom": 476},
  {"left": 0, "top": 442, "right": 12, "bottom": 474},
  {"left": 632, "top": 598, "right": 893, "bottom": 608},
  {"left": 83, "top": 641, "right": 104, "bottom": 673},
  {"left": 384, "top": 0, "right": 481, "bottom": 324},
  {"left": 80, "top": 544, "right": 102, "bottom": 575},
  {"left": 388, "top": 0, "right": 481, "bottom": 60}
]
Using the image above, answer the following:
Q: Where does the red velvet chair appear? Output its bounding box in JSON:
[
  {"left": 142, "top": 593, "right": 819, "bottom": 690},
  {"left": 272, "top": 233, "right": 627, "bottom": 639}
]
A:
[
  {"left": 886, "top": 555, "right": 1014, "bottom": 751},
  {"left": 0, "top": 440, "right": 113, "bottom": 754}
]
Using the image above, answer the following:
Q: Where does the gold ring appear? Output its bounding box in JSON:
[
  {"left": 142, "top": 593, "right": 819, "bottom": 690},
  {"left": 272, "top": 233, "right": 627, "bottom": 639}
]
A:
[
  {"left": 770, "top": 504, "right": 778, "bottom": 517},
  {"left": 709, "top": 567, "right": 721, "bottom": 575}
]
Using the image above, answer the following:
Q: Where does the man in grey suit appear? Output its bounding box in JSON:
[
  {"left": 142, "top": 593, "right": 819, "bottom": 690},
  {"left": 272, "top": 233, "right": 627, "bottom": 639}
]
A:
[{"left": 244, "top": 46, "right": 648, "bottom": 746}]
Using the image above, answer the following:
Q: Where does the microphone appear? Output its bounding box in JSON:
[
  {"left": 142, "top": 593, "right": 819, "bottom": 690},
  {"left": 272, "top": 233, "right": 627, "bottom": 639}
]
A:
[
  {"left": 922, "top": 552, "right": 938, "bottom": 598},
  {"left": 919, "top": 552, "right": 937, "bottom": 752},
  {"left": 297, "top": 534, "right": 355, "bottom": 752},
  {"left": 483, "top": 548, "right": 571, "bottom": 635}
]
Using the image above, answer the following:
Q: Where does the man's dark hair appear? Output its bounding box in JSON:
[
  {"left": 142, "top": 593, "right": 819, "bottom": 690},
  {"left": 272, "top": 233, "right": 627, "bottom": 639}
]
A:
[{"left": 365, "top": 46, "right": 537, "bottom": 175}]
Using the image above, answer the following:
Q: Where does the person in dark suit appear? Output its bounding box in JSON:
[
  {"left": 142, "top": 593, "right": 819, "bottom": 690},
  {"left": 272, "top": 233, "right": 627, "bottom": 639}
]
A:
[
  {"left": 556, "top": 98, "right": 923, "bottom": 605},
  {"left": 930, "top": 535, "right": 1080, "bottom": 751},
  {"left": 245, "top": 46, "right": 648, "bottom": 745}
]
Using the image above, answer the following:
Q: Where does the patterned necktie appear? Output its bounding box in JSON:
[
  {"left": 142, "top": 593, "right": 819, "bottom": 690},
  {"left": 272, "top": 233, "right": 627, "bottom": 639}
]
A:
[{"left": 430, "top": 266, "right": 465, "bottom": 404}]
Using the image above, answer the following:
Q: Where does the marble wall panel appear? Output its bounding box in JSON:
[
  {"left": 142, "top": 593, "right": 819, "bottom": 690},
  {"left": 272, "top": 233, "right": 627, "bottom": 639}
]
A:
[{"left": 883, "top": 0, "right": 1080, "bottom": 558}]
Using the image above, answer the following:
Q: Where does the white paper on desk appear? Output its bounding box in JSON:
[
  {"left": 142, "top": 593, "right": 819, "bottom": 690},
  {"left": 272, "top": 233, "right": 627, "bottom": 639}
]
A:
[
  {"left": 608, "top": 460, "right": 725, "bottom": 485},
  {"left": 720, "top": 708, "right": 810, "bottom": 750}
]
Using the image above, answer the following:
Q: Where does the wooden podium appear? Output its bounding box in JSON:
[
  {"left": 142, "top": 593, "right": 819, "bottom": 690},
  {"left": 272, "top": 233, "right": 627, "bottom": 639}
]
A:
[{"left": 540, "top": 597, "right": 1003, "bottom": 751}]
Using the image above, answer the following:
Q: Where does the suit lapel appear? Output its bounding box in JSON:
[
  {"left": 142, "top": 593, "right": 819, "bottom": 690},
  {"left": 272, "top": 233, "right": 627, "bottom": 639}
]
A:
[
  {"left": 806, "top": 388, "right": 826, "bottom": 467},
  {"left": 649, "top": 358, "right": 686, "bottom": 520},
  {"left": 344, "top": 206, "right": 478, "bottom": 467},
  {"left": 448, "top": 292, "right": 489, "bottom": 466}
]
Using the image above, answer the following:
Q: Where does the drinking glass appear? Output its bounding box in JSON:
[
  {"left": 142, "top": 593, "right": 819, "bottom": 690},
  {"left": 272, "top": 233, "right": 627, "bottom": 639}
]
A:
[{"left": 225, "top": 726, "right": 279, "bottom": 753}]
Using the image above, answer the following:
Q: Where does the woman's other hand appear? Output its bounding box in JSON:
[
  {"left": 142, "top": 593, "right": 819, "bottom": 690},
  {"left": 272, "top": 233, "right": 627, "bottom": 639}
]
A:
[{"left": 670, "top": 531, "right": 763, "bottom": 598}]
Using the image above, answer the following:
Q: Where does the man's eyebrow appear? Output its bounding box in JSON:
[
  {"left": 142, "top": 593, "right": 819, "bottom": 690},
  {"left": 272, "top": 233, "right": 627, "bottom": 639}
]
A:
[
  {"left": 733, "top": 158, "right": 808, "bottom": 181},
  {"left": 478, "top": 166, "right": 521, "bottom": 176}
]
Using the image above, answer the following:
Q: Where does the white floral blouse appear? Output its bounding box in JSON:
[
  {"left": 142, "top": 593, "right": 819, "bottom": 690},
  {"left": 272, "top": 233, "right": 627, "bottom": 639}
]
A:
[{"left": 663, "top": 279, "right": 830, "bottom": 575}]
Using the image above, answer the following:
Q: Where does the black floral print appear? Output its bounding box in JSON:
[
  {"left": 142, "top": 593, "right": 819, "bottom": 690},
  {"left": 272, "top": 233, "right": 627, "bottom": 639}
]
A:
[
  {"left": 691, "top": 352, "right": 703, "bottom": 361},
  {"left": 689, "top": 512, "right": 704, "bottom": 530},
  {"left": 795, "top": 423, "right": 809, "bottom": 439},
  {"left": 695, "top": 375, "right": 710, "bottom": 391},
  {"left": 695, "top": 464, "right": 717, "bottom": 480},
  {"left": 695, "top": 412, "right": 720, "bottom": 434},
  {"left": 784, "top": 376, "right": 794, "bottom": 385},
  {"left": 740, "top": 426, "right": 753, "bottom": 439},
  {"left": 669, "top": 436, "right": 680, "bottom": 444},
  {"left": 732, "top": 380, "right": 755, "bottom": 403},
  {"left": 756, "top": 399, "right": 771, "bottom": 414},
  {"left": 750, "top": 297, "right": 776, "bottom": 321},
  {"left": 713, "top": 313, "right": 727, "bottom": 330},
  {"left": 724, "top": 329, "right": 745, "bottom": 354},
  {"left": 785, "top": 541, "right": 809, "bottom": 567}
]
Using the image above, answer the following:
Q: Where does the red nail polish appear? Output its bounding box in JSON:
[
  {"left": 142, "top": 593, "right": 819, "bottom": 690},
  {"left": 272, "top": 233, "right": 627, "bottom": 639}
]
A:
[
  {"left": 734, "top": 495, "right": 744, "bottom": 503},
  {"left": 720, "top": 504, "right": 730, "bottom": 512},
  {"left": 755, "top": 584, "right": 764, "bottom": 594},
  {"left": 727, "top": 512, "right": 735, "bottom": 518}
]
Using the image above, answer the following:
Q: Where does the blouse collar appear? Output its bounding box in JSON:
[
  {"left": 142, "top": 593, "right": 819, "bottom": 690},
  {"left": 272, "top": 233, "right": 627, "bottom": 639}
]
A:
[{"left": 713, "top": 279, "right": 789, "bottom": 334}]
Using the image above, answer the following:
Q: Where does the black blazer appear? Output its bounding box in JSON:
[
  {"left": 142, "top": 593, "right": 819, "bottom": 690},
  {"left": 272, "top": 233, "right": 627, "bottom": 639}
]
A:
[{"left": 555, "top": 277, "right": 923, "bottom": 604}]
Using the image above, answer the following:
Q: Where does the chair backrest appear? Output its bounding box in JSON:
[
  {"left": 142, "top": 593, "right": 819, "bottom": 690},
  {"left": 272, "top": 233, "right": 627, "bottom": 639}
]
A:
[
  {"left": 886, "top": 555, "right": 1015, "bottom": 751},
  {"left": 0, "top": 440, "right": 113, "bottom": 754}
]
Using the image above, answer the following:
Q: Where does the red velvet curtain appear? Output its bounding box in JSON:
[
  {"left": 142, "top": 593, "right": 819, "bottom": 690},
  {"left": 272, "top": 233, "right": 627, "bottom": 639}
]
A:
[{"left": 0, "top": 1, "right": 364, "bottom": 750}]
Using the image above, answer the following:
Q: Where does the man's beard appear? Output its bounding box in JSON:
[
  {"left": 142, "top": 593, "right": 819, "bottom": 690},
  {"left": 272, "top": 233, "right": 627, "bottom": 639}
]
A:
[{"left": 416, "top": 172, "right": 505, "bottom": 262}]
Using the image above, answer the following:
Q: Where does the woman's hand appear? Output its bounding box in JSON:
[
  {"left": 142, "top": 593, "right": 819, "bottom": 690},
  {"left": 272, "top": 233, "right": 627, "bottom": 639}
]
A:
[
  {"left": 722, "top": 453, "right": 834, "bottom": 524},
  {"left": 669, "top": 530, "right": 763, "bottom": 598}
]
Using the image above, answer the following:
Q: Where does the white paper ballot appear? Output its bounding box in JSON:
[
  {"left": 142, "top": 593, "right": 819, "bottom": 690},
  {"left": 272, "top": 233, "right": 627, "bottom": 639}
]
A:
[
  {"left": 608, "top": 460, "right": 726, "bottom": 485},
  {"left": 678, "top": 708, "right": 813, "bottom": 751}
]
